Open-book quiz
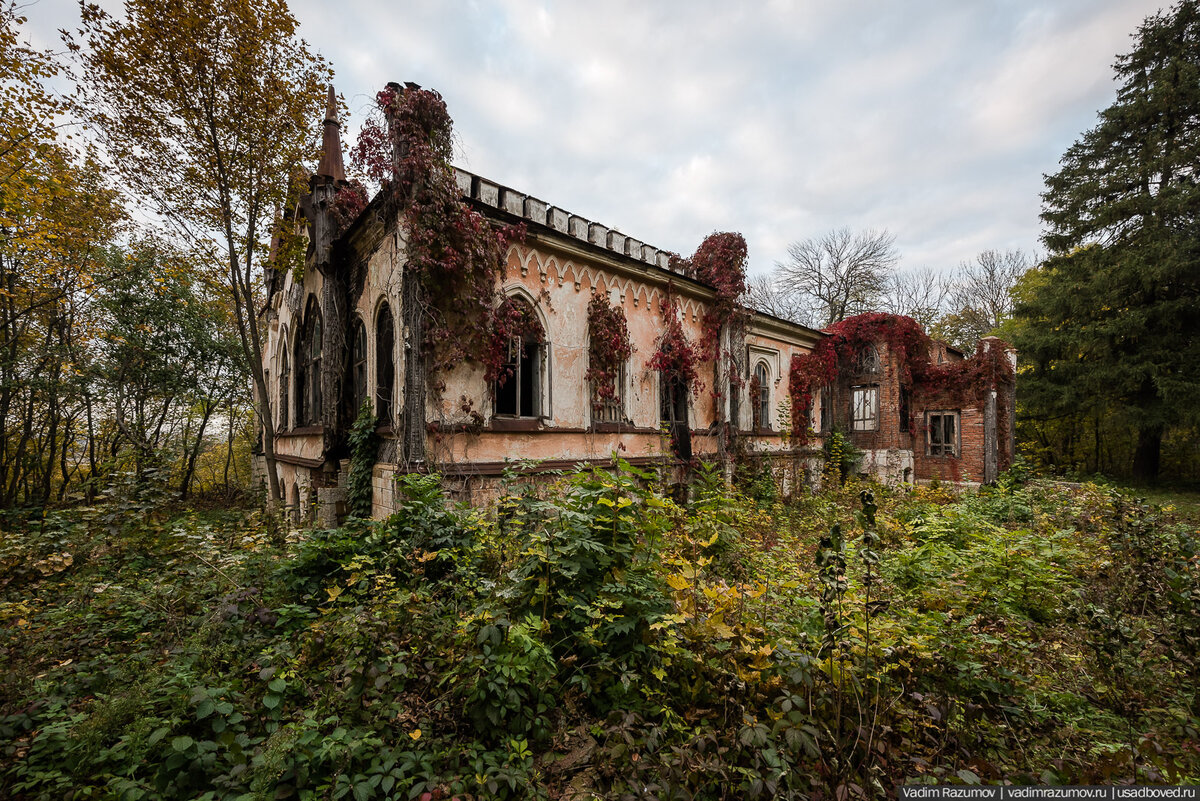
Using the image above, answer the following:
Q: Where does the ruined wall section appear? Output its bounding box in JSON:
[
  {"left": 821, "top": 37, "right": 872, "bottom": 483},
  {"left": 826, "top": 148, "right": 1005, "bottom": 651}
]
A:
[{"left": 416, "top": 169, "right": 822, "bottom": 475}]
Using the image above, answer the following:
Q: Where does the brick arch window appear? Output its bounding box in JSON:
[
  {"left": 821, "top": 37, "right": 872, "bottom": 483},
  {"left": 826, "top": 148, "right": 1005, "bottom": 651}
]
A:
[
  {"left": 858, "top": 344, "right": 880, "bottom": 373},
  {"left": 494, "top": 295, "right": 545, "bottom": 419},
  {"left": 375, "top": 302, "right": 395, "bottom": 424},
  {"left": 296, "top": 296, "right": 322, "bottom": 425}
]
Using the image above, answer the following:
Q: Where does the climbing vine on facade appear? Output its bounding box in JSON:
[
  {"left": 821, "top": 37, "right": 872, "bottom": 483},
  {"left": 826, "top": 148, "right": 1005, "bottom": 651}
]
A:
[
  {"left": 684, "top": 232, "right": 749, "bottom": 362},
  {"left": 350, "top": 85, "right": 526, "bottom": 380},
  {"left": 330, "top": 181, "right": 369, "bottom": 238},
  {"left": 346, "top": 403, "right": 378, "bottom": 518},
  {"left": 787, "top": 312, "right": 1013, "bottom": 444},
  {"left": 647, "top": 291, "right": 701, "bottom": 396},
  {"left": 585, "top": 293, "right": 632, "bottom": 407},
  {"left": 486, "top": 295, "right": 546, "bottom": 387}
]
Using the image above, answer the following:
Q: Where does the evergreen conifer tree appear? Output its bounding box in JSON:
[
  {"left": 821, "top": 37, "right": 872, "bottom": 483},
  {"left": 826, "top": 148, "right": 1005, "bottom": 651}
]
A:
[{"left": 1017, "top": 0, "right": 1200, "bottom": 482}]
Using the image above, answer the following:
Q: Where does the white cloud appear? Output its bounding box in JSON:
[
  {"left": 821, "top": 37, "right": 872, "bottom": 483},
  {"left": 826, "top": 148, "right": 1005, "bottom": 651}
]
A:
[{"left": 18, "top": 0, "right": 1168, "bottom": 274}]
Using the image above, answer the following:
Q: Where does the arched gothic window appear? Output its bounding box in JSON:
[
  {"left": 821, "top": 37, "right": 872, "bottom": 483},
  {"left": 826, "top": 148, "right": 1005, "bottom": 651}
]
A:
[
  {"left": 296, "top": 296, "right": 322, "bottom": 426},
  {"left": 278, "top": 346, "right": 290, "bottom": 430},
  {"left": 858, "top": 345, "right": 880, "bottom": 373},
  {"left": 351, "top": 317, "right": 367, "bottom": 413},
  {"left": 494, "top": 296, "right": 544, "bottom": 418},
  {"left": 375, "top": 302, "right": 395, "bottom": 424},
  {"left": 753, "top": 362, "right": 771, "bottom": 430}
]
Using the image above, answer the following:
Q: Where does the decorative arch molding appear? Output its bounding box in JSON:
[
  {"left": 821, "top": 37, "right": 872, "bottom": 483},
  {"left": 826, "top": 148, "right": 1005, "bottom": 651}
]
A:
[
  {"left": 512, "top": 242, "right": 714, "bottom": 323},
  {"left": 499, "top": 283, "right": 551, "bottom": 332}
]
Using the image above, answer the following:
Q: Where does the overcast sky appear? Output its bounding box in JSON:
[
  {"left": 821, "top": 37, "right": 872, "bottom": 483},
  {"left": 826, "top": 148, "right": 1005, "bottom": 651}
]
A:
[{"left": 23, "top": 0, "right": 1166, "bottom": 277}]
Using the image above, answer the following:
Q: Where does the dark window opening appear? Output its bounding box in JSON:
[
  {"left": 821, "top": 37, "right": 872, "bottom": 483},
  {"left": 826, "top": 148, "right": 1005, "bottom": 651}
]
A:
[
  {"left": 495, "top": 336, "right": 541, "bottom": 417},
  {"left": 899, "top": 386, "right": 911, "bottom": 433},
  {"left": 753, "top": 362, "right": 770, "bottom": 430},
  {"left": 659, "top": 371, "right": 691, "bottom": 460},
  {"left": 352, "top": 318, "right": 367, "bottom": 413},
  {"left": 296, "top": 297, "right": 322, "bottom": 426},
  {"left": 278, "top": 349, "right": 289, "bottom": 430},
  {"left": 591, "top": 362, "right": 626, "bottom": 423},
  {"left": 927, "top": 411, "right": 959, "bottom": 457},
  {"left": 375, "top": 303, "right": 394, "bottom": 424}
]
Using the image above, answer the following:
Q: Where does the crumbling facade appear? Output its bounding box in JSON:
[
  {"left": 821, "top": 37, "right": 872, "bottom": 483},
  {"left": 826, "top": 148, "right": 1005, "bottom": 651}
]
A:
[{"left": 256, "top": 85, "right": 1015, "bottom": 523}]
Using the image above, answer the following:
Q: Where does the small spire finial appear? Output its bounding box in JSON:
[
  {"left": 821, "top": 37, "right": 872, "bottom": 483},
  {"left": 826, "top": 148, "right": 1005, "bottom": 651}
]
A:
[{"left": 315, "top": 85, "right": 346, "bottom": 183}]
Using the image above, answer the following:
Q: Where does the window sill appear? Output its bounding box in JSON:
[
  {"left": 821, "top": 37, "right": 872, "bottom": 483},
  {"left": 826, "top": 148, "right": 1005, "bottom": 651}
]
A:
[
  {"left": 278, "top": 425, "right": 324, "bottom": 438},
  {"left": 489, "top": 417, "right": 543, "bottom": 432},
  {"left": 590, "top": 421, "right": 636, "bottom": 434}
]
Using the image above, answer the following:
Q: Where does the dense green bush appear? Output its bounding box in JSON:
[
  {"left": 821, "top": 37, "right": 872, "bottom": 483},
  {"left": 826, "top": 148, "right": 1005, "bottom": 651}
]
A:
[{"left": 2, "top": 470, "right": 1199, "bottom": 798}]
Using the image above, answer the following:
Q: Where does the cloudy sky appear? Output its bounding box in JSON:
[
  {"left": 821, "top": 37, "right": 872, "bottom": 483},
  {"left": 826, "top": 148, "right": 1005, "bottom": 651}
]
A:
[{"left": 23, "top": 0, "right": 1165, "bottom": 277}]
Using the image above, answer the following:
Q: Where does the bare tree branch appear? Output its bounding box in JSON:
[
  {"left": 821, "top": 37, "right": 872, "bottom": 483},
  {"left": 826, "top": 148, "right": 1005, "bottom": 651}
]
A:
[{"left": 774, "top": 227, "right": 898, "bottom": 327}]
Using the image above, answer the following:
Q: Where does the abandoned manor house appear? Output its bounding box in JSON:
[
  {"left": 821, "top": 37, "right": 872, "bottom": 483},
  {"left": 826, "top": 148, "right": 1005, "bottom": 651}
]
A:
[{"left": 255, "top": 85, "right": 1016, "bottom": 523}]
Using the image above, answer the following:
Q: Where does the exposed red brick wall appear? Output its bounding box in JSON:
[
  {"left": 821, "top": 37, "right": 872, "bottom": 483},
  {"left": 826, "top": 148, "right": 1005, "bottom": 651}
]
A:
[
  {"left": 913, "top": 405, "right": 984, "bottom": 482},
  {"left": 824, "top": 337, "right": 1015, "bottom": 484}
]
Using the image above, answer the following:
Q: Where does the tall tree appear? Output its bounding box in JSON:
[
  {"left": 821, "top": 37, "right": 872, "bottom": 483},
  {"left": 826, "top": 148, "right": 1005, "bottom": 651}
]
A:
[
  {"left": 1, "top": 6, "right": 124, "bottom": 508},
  {"left": 882, "top": 266, "right": 950, "bottom": 332},
  {"left": 744, "top": 274, "right": 810, "bottom": 325},
  {"left": 933, "top": 249, "right": 1028, "bottom": 351},
  {"left": 70, "top": 0, "right": 332, "bottom": 504},
  {"left": 1016, "top": 0, "right": 1200, "bottom": 482},
  {"left": 774, "top": 227, "right": 897, "bottom": 328}
]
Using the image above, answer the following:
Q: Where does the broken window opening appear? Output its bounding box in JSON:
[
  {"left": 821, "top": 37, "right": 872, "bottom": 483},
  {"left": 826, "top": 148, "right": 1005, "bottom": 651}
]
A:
[
  {"left": 351, "top": 318, "right": 367, "bottom": 413},
  {"left": 852, "top": 385, "right": 878, "bottom": 431},
  {"left": 591, "top": 361, "right": 627, "bottom": 424},
  {"left": 858, "top": 344, "right": 880, "bottom": 373},
  {"left": 495, "top": 335, "right": 542, "bottom": 418},
  {"left": 819, "top": 384, "right": 832, "bottom": 433},
  {"left": 296, "top": 296, "right": 322, "bottom": 426},
  {"left": 659, "top": 370, "right": 692, "bottom": 460},
  {"left": 927, "top": 410, "right": 959, "bottom": 457},
  {"left": 278, "top": 347, "right": 289, "bottom": 431}
]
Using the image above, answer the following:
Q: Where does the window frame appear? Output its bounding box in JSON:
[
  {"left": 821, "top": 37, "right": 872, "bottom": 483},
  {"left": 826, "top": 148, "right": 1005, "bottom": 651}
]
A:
[
  {"left": 858, "top": 344, "right": 880, "bottom": 373},
  {"left": 591, "top": 359, "right": 627, "bottom": 425},
  {"left": 851, "top": 385, "right": 878, "bottom": 432},
  {"left": 495, "top": 333, "right": 543, "bottom": 418},
  {"left": 278, "top": 342, "right": 290, "bottom": 431},
  {"left": 295, "top": 297, "right": 323, "bottom": 427},
  {"left": 752, "top": 361, "right": 771, "bottom": 431},
  {"left": 351, "top": 317, "right": 367, "bottom": 413},
  {"left": 375, "top": 302, "right": 395, "bottom": 425},
  {"left": 926, "top": 410, "right": 960, "bottom": 457}
]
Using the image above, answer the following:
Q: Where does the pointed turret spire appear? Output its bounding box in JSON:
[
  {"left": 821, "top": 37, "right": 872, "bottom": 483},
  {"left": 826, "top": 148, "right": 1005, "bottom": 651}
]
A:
[{"left": 315, "top": 85, "right": 346, "bottom": 183}]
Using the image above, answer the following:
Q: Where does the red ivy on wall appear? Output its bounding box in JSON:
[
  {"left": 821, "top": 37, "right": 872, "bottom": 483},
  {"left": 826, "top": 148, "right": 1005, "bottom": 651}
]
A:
[
  {"left": 682, "top": 232, "right": 748, "bottom": 361},
  {"left": 486, "top": 295, "right": 545, "bottom": 387},
  {"left": 584, "top": 293, "right": 632, "bottom": 405},
  {"left": 786, "top": 312, "right": 1013, "bottom": 445},
  {"left": 647, "top": 291, "right": 701, "bottom": 396},
  {"left": 350, "top": 86, "right": 526, "bottom": 381},
  {"left": 330, "top": 180, "right": 369, "bottom": 238}
]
